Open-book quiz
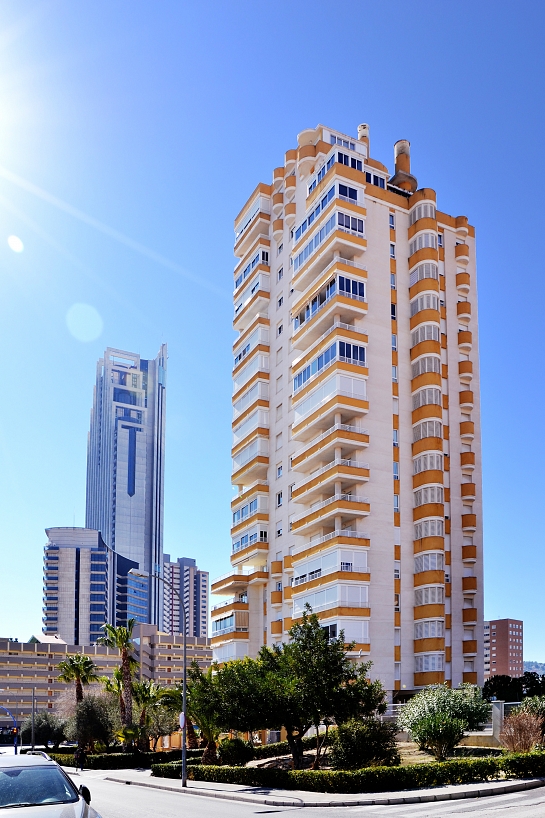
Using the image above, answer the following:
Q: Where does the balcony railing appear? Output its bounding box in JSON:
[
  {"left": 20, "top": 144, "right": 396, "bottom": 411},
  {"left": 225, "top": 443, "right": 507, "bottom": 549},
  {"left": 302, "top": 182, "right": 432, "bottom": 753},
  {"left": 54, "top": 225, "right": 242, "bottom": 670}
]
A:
[
  {"left": 294, "top": 388, "right": 368, "bottom": 428},
  {"left": 212, "top": 565, "right": 267, "bottom": 585},
  {"left": 293, "top": 561, "right": 368, "bottom": 586},
  {"left": 293, "top": 423, "right": 369, "bottom": 463},
  {"left": 291, "top": 322, "right": 367, "bottom": 370},
  {"left": 294, "top": 459, "right": 370, "bottom": 492},
  {"left": 235, "top": 205, "right": 270, "bottom": 244},
  {"left": 293, "top": 356, "right": 366, "bottom": 396},
  {"left": 212, "top": 625, "right": 249, "bottom": 637},
  {"left": 232, "top": 534, "right": 268, "bottom": 554},
  {"left": 293, "top": 287, "right": 367, "bottom": 332},
  {"left": 294, "top": 256, "right": 367, "bottom": 304},
  {"left": 292, "top": 529, "right": 370, "bottom": 556},
  {"left": 292, "top": 493, "right": 370, "bottom": 524},
  {"left": 212, "top": 596, "right": 248, "bottom": 612}
]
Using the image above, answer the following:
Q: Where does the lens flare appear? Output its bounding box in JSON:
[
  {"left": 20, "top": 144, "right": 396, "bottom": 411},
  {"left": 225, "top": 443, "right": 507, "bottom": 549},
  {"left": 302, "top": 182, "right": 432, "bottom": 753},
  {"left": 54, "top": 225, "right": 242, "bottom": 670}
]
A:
[
  {"left": 7, "top": 235, "right": 23, "bottom": 252},
  {"left": 66, "top": 303, "right": 103, "bottom": 342}
]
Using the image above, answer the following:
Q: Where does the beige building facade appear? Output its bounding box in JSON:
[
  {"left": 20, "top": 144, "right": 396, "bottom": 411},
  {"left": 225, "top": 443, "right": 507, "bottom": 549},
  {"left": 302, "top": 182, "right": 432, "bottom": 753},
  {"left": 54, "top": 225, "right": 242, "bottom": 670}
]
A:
[{"left": 211, "top": 122, "right": 483, "bottom": 695}]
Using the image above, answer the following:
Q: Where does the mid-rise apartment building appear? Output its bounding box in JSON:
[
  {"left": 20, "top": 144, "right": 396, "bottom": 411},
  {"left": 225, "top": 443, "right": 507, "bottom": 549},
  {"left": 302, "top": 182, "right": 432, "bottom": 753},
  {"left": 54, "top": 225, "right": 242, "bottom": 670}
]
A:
[
  {"left": 42, "top": 527, "right": 149, "bottom": 644},
  {"left": 211, "top": 122, "right": 483, "bottom": 694},
  {"left": 163, "top": 555, "right": 209, "bottom": 638},
  {"left": 484, "top": 619, "right": 523, "bottom": 678},
  {"left": 0, "top": 625, "right": 211, "bottom": 728},
  {"left": 86, "top": 346, "right": 167, "bottom": 627}
]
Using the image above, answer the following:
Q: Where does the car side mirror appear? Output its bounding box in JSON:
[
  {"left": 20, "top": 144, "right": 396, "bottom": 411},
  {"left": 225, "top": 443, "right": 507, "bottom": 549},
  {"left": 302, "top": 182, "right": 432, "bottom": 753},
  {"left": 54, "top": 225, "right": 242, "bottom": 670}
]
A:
[{"left": 79, "top": 785, "right": 91, "bottom": 804}]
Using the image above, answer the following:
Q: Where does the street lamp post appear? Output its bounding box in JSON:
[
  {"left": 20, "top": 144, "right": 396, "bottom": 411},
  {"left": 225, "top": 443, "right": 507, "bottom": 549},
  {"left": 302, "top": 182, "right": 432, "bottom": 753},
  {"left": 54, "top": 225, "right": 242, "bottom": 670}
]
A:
[{"left": 129, "top": 568, "right": 188, "bottom": 788}]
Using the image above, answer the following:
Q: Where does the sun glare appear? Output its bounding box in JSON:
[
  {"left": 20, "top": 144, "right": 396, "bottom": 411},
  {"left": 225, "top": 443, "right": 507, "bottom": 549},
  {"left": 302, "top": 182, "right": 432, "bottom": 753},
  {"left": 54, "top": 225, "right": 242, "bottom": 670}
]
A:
[{"left": 7, "top": 234, "right": 24, "bottom": 252}]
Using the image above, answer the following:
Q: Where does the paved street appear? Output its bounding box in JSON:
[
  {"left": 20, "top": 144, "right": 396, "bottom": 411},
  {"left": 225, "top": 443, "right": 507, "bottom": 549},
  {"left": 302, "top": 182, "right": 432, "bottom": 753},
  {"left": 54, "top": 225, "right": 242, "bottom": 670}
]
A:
[{"left": 73, "top": 772, "right": 545, "bottom": 818}]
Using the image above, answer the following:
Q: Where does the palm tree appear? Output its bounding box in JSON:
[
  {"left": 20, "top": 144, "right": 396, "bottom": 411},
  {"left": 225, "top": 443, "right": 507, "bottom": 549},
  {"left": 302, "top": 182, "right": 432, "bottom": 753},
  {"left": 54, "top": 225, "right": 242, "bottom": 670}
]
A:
[
  {"left": 57, "top": 654, "right": 99, "bottom": 703},
  {"left": 101, "top": 668, "right": 126, "bottom": 724},
  {"left": 97, "top": 619, "right": 136, "bottom": 726},
  {"left": 161, "top": 664, "right": 221, "bottom": 763},
  {"left": 132, "top": 680, "right": 161, "bottom": 729}
]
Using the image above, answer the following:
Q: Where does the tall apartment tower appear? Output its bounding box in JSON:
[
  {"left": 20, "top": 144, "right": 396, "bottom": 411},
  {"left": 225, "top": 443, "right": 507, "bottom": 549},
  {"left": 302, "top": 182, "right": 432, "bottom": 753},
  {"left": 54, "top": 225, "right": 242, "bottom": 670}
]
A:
[
  {"left": 86, "top": 345, "right": 167, "bottom": 627},
  {"left": 163, "top": 556, "right": 209, "bottom": 638},
  {"left": 211, "top": 123, "right": 483, "bottom": 694},
  {"left": 484, "top": 619, "right": 524, "bottom": 678},
  {"left": 42, "top": 527, "right": 149, "bottom": 644}
]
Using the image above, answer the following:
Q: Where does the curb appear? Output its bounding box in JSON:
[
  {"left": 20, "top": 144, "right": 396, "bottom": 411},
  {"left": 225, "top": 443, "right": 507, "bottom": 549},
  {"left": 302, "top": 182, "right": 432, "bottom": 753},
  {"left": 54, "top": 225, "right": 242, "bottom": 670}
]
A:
[{"left": 105, "top": 775, "right": 545, "bottom": 807}]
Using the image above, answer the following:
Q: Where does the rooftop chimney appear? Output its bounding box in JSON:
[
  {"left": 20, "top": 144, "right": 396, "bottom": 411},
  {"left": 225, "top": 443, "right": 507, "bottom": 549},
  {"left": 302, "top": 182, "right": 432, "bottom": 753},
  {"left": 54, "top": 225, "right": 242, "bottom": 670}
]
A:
[
  {"left": 389, "top": 139, "right": 417, "bottom": 193},
  {"left": 357, "top": 123, "right": 370, "bottom": 155}
]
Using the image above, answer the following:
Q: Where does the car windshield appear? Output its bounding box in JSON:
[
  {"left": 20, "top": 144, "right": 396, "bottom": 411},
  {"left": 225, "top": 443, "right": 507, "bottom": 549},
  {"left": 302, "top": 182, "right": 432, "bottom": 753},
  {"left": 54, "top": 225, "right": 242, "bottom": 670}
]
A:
[{"left": 0, "top": 766, "right": 79, "bottom": 808}]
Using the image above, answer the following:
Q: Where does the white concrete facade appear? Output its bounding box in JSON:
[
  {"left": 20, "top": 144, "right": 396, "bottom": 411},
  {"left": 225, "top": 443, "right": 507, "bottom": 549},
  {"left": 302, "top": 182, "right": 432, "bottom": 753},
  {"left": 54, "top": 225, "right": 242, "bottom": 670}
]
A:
[
  {"left": 163, "top": 555, "right": 209, "bottom": 638},
  {"left": 211, "top": 123, "right": 483, "bottom": 694}
]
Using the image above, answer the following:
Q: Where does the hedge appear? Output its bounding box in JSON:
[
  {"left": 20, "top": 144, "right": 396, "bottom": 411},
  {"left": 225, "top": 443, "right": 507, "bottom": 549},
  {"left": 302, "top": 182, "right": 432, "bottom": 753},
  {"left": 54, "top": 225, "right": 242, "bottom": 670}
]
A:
[
  {"left": 252, "top": 731, "right": 336, "bottom": 760},
  {"left": 50, "top": 748, "right": 203, "bottom": 770},
  {"left": 151, "top": 752, "right": 545, "bottom": 793}
]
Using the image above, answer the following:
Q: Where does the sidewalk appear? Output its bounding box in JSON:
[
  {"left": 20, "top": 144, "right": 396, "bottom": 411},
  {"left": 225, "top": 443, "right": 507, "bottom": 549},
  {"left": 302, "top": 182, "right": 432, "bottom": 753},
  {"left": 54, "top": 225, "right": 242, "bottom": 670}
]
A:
[{"left": 101, "top": 768, "right": 545, "bottom": 807}]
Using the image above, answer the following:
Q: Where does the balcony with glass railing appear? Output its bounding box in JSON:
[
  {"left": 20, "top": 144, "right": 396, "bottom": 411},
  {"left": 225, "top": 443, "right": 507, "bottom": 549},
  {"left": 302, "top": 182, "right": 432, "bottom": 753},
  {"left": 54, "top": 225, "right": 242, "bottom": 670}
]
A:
[
  {"left": 291, "top": 458, "right": 370, "bottom": 503},
  {"left": 291, "top": 529, "right": 370, "bottom": 558},
  {"left": 291, "top": 279, "right": 367, "bottom": 350},
  {"left": 233, "top": 274, "right": 270, "bottom": 332},
  {"left": 291, "top": 493, "right": 370, "bottom": 536},
  {"left": 292, "top": 376, "right": 369, "bottom": 442},
  {"left": 211, "top": 565, "right": 268, "bottom": 595},
  {"left": 291, "top": 423, "right": 370, "bottom": 472},
  {"left": 234, "top": 201, "right": 271, "bottom": 258}
]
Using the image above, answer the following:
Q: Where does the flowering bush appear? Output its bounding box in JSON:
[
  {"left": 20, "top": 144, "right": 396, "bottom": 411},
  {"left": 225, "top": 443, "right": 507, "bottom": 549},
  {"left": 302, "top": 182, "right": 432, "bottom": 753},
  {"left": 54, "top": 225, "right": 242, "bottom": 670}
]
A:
[
  {"left": 410, "top": 714, "right": 467, "bottom": 761},
  {"left": 398, "top": 683, "right": 489, "bottom": 735}
]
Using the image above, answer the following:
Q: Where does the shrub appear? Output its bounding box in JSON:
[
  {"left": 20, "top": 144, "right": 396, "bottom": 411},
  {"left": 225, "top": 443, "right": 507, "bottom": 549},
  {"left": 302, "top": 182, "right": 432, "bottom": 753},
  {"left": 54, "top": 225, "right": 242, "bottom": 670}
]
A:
[
  {"left": 330, "top": 719, "right": 400, "bottom": 770},
  {"left": 250, "top": 731, "right": 336, "bottom": 761},
  {"left": 49, "top": 748, "right": 202, "bottom": 770},
  {"left": 500, "top": 750, "right": 545, "bottom": 779},
  {"left": 515, "top": 697, "right": 545, "bottom": 738},
  {"left": 218, "top": 738, "right": 255, "bottom": 766},
  {"left": 398, "top": 683, "right": 489, "bottom": 734},
  {"left": 152, "top": 757, "right": 503, "bottom": 791},
  {"left": 500, "top": 712, "right": 543, "bottom": 753},
  {"left": 410, "top": 714, "right": 467, "bottom": 761}
]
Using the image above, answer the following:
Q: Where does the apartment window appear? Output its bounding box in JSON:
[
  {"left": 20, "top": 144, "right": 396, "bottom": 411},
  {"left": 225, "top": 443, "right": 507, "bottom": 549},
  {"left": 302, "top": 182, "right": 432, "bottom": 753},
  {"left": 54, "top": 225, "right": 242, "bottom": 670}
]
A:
[
  {"left": 277, "top": 243, "right": 283, "bottom": 255},
  {"left": 276, "top": 432, "right": 283, "bottom": 450},
  {"left": 394, "top": 494, "right": 400, "bottom": 513},
  {"left": 412, "top": 324, "right": 440, "bottom": 347},
  {"left": 276, "top": 375, "right": 283, "bottom": 393},
  {"left": 413, "top": 453, "right": 443, "bottom": 473},
  {"left": 390, "top": 244, "right": 396, "bottom": 259},
  {"left": 288, "top": 483, "right": 295, "bottom": 500},
  {"left": 438, "top": 234, "right": 444, "bottom": 248},
  {"left": 414, "top": 586, "right": 444, "bottom": 606},
  {"left": 276, "top": 526, "right": 283, "bottom": 537},
  {"left": 276, "top": 347, "right": 283, "bottom": 364},
  {"left": 330, "top": 135, "right": 356, "bottom": 150},
  {"left": 365, "top": 171, "right": 385, "bottom": 188},
  {"left": 413, "top": 420, "right": 442, "bottom": 442},
  {"left": 409, "top": 233, "right": 437, "bottom": 256},
  {"left": 391, "top": 273, "right": 396, "bottom": 289},
  {"left": 393, "top": 429, "right": 399, "bottom": 447},
  {"left": 276, "top": 491, "right": 283, "bottom": 507},
  {"left": 338, "top": 151, "right": 363, "bottom": 171},
  {"left": 412, "top": 388, "right": 441, "bottom": 410},
  {"left": 132, "top": 374, "right": 138, "bottom": 388},
  {"left": 277, "top": 296, "right": 283, "bottom": 309},
  {"left": 276, "top": 404, "right": 283, "bottom": 420},
  {"left": 414, "top": 519, "right": 444, "bottom": 539},
  {"left": 339, "top": 183, "right": 358, "bottom": 202},
  {"left": 393, "top": 462, "right": 399, "bottom": 481},
  {"left": 277, "top": 464, "right": 283, "bottom": 478},
  {"left": 415, "top": 553, "right": 444, "bottom": 573},
  {"left": 410, "top": 293, "right": 440, "bottom": 316},
  {"left": 411, "top": 356, "right": 441, "bottom": 378},
  {"left": 391, "top": 303, "right": 396, "bottom": 320},
  {"left": 276, "top": 581, "right": 282, "bottom": 592},
  {"left": 389, "top": 213, "right": 395, "bottom": 229},
  {"left": 392, "top": 365, "right": 398, "bottom": 382},
  {"left": 277, "top": 267, "right": 283, "bottom": 281},
  {"left": 409, "top": 203, "right": 436, "bottom": 225},
  {"left": 394, "top": 593, "right": 400, "bottom": 612},
  {"left": 277, "top": 323, "right": 283, "bottom": 336},
  {"left": 392, "top": 334, "right": 397, "bottom": 351},
  {"left": 394, "top": 563, "right": 401, "bottom": 580}
]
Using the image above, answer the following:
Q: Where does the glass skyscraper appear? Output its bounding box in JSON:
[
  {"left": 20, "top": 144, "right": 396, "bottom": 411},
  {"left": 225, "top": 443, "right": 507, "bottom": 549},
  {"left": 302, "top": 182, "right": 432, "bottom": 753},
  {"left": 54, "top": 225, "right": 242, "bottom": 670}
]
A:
[{"left": 86, "top": 345, "right": 167, "bottom": 627}]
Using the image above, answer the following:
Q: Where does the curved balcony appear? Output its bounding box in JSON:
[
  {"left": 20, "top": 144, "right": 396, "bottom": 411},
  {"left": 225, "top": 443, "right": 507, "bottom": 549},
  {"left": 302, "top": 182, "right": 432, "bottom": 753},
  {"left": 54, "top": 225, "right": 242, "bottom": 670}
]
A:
[
  {"left": 272, "top": 192, "right": 284, "bottom": 215},
  {"left": 284, "top": 174, "right": 297, "bottom": 201},
  {"left": 460, "top": 451, "right": 476, "bottom": 471},
  {"left": 462, "top": 545, "right": 477, "bottom": 562},
  {"left": 273, "top": 167, "right": 284, "bottom": 191},
  {"left": 459, "top": 390, "right": 474, "bottom": 410},
  {"left": 291, "top": 493, "right": 370, "bottom": 536},
  {"left": 458, "top": 360, "right": 473, "bottom": 383},
  {"left": 456, "top": 272, "right": 470, "bottom": 295},
  {"left": 297, "top": 143, "right": 316, "bottom": 177},
  {"left": 462, "top": 607, "right": 478, "bottom": 624},
  {"left": 455, "top": 243, "right": 470, "bottom": 265},
  {"left": 270, "top": 590, "right": 283, "bottom": 606},
  {"left": 462, "top": 514, "right": 477, "bottom": 533},
  {"left": 292, "top": 423, "right": 370, "bottom": 472},
  {"left": 285, "top": 149, "right": 297, "bottom": 174},
  {"left": 408, "top": 247, "right": 438, "bottom": 268},
  {"left": 460, "top": 421, "right": 475, "bottom": 441},
  {"left": 458, "top": 330, "right": 473, "bottom": 352},
  {"left": 462, "top": 576, "right": 478, "bottom": 593},
  {"left": 414, "top": 671, "right": 445, "bottom": 687},
  {"left": 457, "top": 301, "right": 471, "bottom": 321},
  {"left": 284, "top": 202, "right": 297, "bottom": 226},
  {"left": 273, "top": 218, "right": 284, "bottom": 240},
  {"left": 455, "top": 216, "right": 469, "bottom": 238},
  {"left": 461, "top": 482, "right": 476, "bottom": 501},
  {"left": 292, "top": 458, "right": 370, "bottom": 503}
]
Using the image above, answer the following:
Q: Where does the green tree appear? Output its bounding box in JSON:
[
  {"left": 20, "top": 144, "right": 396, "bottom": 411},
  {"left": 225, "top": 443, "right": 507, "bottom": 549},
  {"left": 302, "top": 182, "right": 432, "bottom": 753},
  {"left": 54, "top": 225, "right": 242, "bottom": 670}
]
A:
[
  {"left": 213, "top": 657, "right": 270, "bottom": 740},
  {"left": 101, "top": 668, "right": 126, "bottom": 724},
  {"left": 57, "top": 654, "right": 99, "bottom": 703},
  {"left": 20, "top": 712, "right": 66, "bottom": 750},
  {"left": 398, "top": 683, "right": 489, "bottom": 735},
  {"left": 97, "top": 620, "right": 137, "bottom": 726},
  {"left": 483, "top": 674, "right": 524, "bottom": 702},
  {"left": 411, "top": 713, "right": 467, "bottom": 761},
  {"left": 147, "top": 703, "right": 179, "bottom": 751},
  {"left": 66, "top": 695, "right": 116, "bottom": 752},
  {"left": 162, "top": 663, "right": 222, "bottom": 764},
  {"left": 132, "top": 680, "right": 163, "bottom": 750},
  {"left": 257, "top": 608, "right": 387, "bottom": 769}
]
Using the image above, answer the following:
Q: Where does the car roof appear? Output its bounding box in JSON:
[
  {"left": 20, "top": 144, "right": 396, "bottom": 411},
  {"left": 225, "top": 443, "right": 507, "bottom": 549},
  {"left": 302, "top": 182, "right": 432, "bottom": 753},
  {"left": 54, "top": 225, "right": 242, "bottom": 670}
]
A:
[{"left": 0, "top": 754, "right": 56, "bottom": 767}]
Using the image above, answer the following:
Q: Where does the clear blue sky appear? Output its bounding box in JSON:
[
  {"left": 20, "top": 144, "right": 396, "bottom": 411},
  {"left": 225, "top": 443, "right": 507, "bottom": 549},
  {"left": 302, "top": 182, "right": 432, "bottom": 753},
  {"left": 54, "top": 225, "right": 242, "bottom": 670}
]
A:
[{"left": 0, "top": 1, "right": 543, "bottom": 661}]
